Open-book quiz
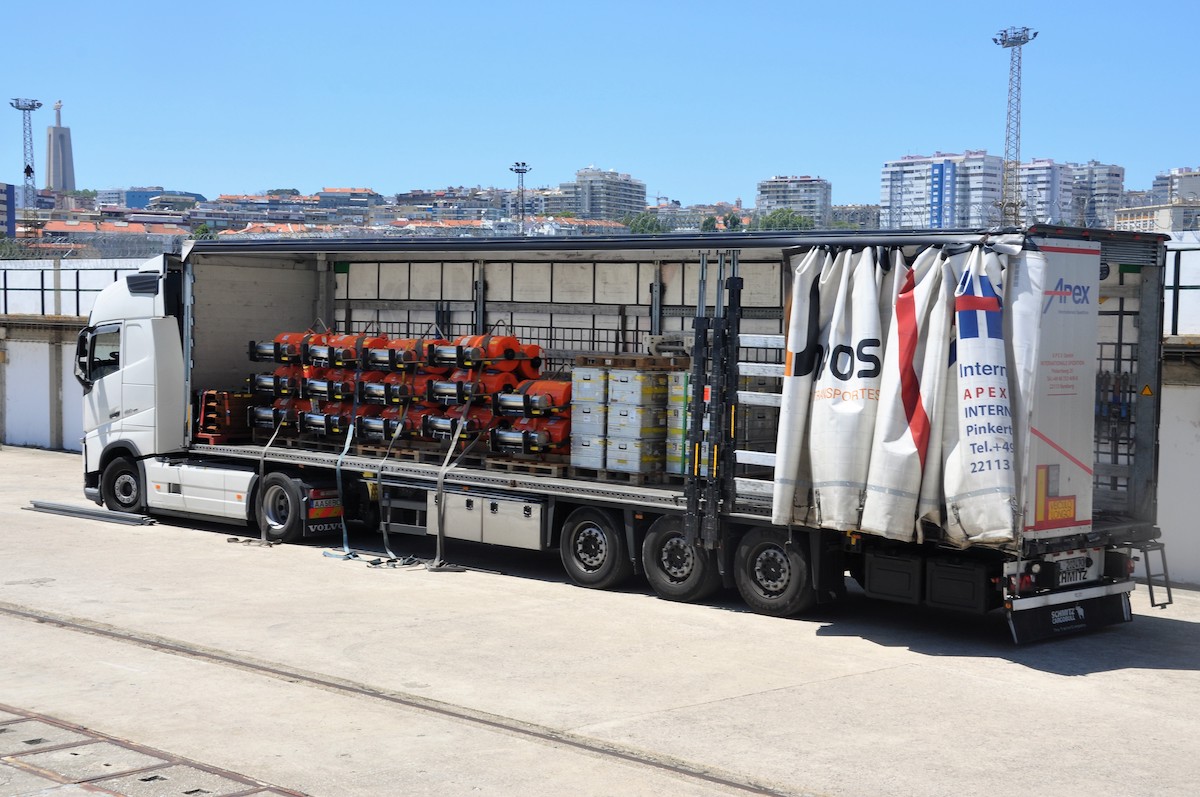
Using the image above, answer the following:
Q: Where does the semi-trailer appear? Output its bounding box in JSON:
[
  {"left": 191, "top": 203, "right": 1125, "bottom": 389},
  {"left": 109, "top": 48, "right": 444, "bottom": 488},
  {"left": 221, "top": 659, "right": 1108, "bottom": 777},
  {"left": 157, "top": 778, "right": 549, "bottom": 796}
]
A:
[{"left": 73, "top": 227, "right": 1172, "bottom": 642}]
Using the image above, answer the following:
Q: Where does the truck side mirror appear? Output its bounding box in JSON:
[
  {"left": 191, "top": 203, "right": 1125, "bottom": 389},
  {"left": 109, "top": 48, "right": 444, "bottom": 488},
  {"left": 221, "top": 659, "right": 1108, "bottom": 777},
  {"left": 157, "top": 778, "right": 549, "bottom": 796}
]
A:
[{"left": 74, "top": 327, "right": 94, "bottom": 393}]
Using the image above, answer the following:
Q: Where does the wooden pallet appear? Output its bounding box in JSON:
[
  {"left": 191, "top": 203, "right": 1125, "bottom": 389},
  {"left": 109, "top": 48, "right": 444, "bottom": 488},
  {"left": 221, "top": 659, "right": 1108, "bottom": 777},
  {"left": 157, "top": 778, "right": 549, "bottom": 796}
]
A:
[
  {"left": 485, "top": 457, "right": 569, "bottom": 477},
  {"left": 567, "top": 466, "right": 664, "bottom": 486},
  {"left": 572, "top": 354, "right": 690, "bottom": 371}
]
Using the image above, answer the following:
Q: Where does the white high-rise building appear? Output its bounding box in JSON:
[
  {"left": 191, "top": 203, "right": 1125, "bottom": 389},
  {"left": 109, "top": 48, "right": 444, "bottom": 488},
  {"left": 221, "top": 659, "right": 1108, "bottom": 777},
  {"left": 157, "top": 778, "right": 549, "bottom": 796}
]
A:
[
  {"left": 561, "top": 167, "right": 647, "bottom": 221},
  {"left": 1151, "top": 167, "right": 1200, "bottom": 205},
  {"left": 880, "top": 151, "right": 1002, "bottom": 229},
  {"left": 1019, "top": 159, "right": 1073, "bottom": 224},
  {"left": 1068, "top": 160, "right": 1125, "bottom": 227},
  {"left": 755, "top": 175, "right": 832, "bottom": 226}
]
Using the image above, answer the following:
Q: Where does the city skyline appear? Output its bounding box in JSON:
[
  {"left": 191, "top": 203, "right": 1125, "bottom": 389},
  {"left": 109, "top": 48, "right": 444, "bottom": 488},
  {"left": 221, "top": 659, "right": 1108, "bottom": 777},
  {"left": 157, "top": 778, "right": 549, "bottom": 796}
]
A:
[{"left": 4, "top": 1, "right": 1198, "bottom": 207}]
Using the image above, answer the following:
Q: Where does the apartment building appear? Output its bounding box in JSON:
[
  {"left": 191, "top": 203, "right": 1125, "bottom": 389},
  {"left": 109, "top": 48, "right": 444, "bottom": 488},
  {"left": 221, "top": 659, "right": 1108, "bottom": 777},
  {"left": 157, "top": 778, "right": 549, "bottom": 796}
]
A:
[
  {"left": 1018, "top": 159, "right": 1074, "bottom": 224},
  {"left": 559, "top": 167, "right": 647, "bottom": 221},
  {"left": 880, "top": 151, "right": 1002, "bottom": 229},
  {"left": 755, "top": 176, "right": 832, "bottom": 227},
  {"left": 1068, "top": 160, "right": 1125, "bottom": 227}
]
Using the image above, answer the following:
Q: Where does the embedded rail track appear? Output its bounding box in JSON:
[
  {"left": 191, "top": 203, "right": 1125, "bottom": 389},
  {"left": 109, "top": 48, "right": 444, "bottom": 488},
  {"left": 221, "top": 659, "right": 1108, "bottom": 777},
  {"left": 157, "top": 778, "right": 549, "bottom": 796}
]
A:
[{"left": 0, "top": 602, "right": 796, "bottom": 797}]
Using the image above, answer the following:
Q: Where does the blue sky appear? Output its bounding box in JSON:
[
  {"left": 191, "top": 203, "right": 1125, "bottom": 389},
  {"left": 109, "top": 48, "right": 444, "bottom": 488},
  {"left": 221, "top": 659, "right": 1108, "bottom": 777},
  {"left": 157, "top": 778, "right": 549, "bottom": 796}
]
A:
[{"left": 4, "top": 1, "right": 1196, "bottom": 207}]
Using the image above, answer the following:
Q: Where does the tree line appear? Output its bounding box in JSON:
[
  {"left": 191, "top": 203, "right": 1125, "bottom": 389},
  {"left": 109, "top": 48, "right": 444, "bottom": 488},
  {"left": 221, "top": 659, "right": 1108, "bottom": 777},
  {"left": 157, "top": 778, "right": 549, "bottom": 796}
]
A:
[{"left": 622, "top": 208, "right": 816, "bottom": 234}]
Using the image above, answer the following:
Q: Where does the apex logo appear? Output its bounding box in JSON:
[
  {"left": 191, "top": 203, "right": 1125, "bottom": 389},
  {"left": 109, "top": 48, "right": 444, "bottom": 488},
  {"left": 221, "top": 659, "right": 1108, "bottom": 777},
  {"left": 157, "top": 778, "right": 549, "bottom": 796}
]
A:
[{"left": 1043, "top": 277, "right": 1091, "bottom": 313}]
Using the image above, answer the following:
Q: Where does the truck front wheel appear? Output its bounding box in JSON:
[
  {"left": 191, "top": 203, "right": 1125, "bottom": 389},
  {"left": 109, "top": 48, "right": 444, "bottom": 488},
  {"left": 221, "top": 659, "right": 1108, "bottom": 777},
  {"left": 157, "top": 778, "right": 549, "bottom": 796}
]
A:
[
  {"left": 642, "top": 515, "right": 722, "bottom": 602},
  {"left": 734, "top": 528, "right": 815, "bottom": 617},
  {"left": 559, "top": 507, "right": 632, "bottom": 589},
  {"left": 101, "top": 457, "right": 144, "bottom": 514},
  {"left": 255, "top": 473, "right": 306, "bottom": 543}
]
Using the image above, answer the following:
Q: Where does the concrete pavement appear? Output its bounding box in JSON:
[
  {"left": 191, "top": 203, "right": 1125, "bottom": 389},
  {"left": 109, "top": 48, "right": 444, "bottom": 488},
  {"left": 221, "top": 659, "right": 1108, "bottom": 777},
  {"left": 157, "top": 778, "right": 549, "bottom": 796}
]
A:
[{"left": 1, "top": 447, "right": 1198, "bottom": 796}]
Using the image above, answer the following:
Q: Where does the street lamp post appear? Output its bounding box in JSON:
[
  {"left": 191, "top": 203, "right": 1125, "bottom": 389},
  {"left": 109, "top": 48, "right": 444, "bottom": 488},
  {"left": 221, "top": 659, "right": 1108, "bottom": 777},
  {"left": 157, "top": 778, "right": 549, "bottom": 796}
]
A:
[{"left": 509, "top": 162, "right": 531, "bottom": 236}]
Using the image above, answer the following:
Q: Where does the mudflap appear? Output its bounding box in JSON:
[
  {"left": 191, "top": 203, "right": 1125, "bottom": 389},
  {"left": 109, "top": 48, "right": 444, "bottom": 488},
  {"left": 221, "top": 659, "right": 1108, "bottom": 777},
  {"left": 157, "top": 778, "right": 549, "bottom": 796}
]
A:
[
  {"left": 1007, "top": 591, "right": 1132, "bottom": 644},
  {"left": 304, "top": 486, "right": 344, "bottom": 537}
]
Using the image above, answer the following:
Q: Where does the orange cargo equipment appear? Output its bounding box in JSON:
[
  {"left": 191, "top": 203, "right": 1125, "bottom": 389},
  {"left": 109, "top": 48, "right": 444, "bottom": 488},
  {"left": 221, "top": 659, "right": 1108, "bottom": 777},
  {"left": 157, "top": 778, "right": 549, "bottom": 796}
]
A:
[
  {"left": 431, "top": 334, "right": 524, "bottom": 371},
  {"left": 357, "top": 405, "right": 406, "bottom": 441},
  {"left": 300, "top": 402, "right": 381, "bottom": 437},
  {"left": 307, "top": 333, "right": 389, "bottom": 368},
  {"left": 249, "top": 397, "right": 314, "bottom": 429},
  {"left": 402, "top": 402, "right": 444, "bottom": 441},
  {"left": 361, "top": 372, "right": 410, "bottom": 405},
  {"left": 364, "top": 337, "right": 451, "bottom": 373},
  {"left": 252, "top": 365, "right": 305, "bottom": 398},
  {"left": 426, "top": 405, "right": 501, "bottom": 440},
  {"left": 491, "top": 416, "right": 571, "bottom": 454},
  {"left": 303, "top": 368, "right": 349, "bottom": 401},
  {"left": 516, "top": 344, "right": 543, "bottom": 380},
  {"left": 493, "top": 378, "right": 571, "bottom": 417},
  {"left": 430, "top": 368, "right": 519, "bottom": 404},
  {"left": 249, "top": 331, "right": 330, "bottom": 364}
]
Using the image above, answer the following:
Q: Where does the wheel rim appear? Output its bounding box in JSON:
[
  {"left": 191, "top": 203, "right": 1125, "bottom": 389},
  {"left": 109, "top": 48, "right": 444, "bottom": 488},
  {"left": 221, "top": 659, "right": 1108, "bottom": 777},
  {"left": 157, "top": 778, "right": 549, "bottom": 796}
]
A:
[
  {"left": 658, "top": 535, "right": 695, "bottom": 581},
  {"left": 263, "top": 484, "right": 291, "bottom": 530},
  {"left": 113, "top": 472, "right": 138, "bottom": 507},
  {"left": 752, "top": 545, "right": 791, "bottom": 595},
  {"left": 573, "top": 523, "right": 607, "bottom": 571}
]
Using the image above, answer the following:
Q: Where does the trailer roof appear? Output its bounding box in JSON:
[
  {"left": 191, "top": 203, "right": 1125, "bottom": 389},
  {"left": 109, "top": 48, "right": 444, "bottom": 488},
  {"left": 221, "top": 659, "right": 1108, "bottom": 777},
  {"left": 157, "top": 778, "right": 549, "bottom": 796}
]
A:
[{"left": 182, "top": 226, "right": 1167, "bottom": 264}]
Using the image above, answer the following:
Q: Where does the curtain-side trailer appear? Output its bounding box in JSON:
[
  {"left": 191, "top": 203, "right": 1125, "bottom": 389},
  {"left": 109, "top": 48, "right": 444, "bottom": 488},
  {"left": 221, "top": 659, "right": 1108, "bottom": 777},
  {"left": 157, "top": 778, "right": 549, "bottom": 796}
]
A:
[{"left": 73, "top": 228, "right": 1171, "bottom": 642}]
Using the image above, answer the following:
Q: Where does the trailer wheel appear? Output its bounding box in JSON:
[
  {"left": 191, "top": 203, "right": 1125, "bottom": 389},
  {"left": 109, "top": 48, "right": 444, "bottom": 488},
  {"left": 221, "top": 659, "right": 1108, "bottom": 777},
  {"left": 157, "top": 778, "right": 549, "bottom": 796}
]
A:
[
  {"left": 559, "top": 507, "right": 632, "bottom": 589},
  {"left": 642, "top": 515, "right": 722, "bottom": 602},
  {"left": 101, "top": 456, "right": 144, "bottom": 513},
  {"left": 255, "top": 473, "right": 305, "bottom": 543},
  {"left": 733, "top": 528, "right": 815, "bottom": 617}
]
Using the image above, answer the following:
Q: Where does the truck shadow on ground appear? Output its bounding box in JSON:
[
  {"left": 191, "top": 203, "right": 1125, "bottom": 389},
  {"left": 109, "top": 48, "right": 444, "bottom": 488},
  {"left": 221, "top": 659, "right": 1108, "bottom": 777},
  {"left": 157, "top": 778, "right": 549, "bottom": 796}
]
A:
[
  {"left": 806, "top": 589, "right": 1200, "bottom": 675},
  {"left": 206, "top": 523, "right": 1200, "bottom": 677}
]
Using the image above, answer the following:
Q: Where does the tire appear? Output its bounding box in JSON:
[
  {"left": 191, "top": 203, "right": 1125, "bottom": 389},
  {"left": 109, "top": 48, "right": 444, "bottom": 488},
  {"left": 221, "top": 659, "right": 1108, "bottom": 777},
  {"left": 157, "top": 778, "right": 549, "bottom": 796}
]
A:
[
  {"left": 101, "top": 456, "right": 144, "bottom": 513},
  {"left": 733, "top": 528, "right": 816, "bottom": 617},
  {"left": 559, "top": 507, "right": 632, "bottom": 589},
  {"left": 255, "top": 473, "right": 306, "bottom": 543},
  {"left": 641, "top": 515, "right": 722, "bottom": 602}
]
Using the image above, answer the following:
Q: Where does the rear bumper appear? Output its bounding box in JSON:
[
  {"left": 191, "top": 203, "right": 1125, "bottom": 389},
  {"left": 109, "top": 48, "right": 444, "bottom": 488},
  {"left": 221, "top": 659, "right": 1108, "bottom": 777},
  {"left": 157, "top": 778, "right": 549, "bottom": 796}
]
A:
[{"left": 1007, "top": 581, "right": 1133, "bottom": 643}]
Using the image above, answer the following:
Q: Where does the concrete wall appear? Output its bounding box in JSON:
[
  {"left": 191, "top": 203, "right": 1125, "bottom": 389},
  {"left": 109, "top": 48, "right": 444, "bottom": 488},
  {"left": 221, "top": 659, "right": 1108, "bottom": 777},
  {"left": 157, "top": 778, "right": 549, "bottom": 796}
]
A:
[
  {"left": 1, "top": 337, "right": 81, "bottom": 451},
  {"left": 1157, "top": 373, "right": 1200, "bottom": 587},
  {"left": 1, "top": 259, "right": 138, "bottom": 451}
]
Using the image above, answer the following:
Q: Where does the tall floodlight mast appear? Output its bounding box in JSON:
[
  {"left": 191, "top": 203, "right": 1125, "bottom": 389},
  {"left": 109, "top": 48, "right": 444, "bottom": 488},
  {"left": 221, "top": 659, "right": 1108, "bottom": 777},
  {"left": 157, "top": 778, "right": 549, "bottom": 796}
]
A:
[
  {"left": 10, "top": 98, "right": 43, "bottom": 227},
  {"left": 510, "top": 161, "right": 531, "bottom": 236},
  {"left": 993, "top": 27, "right": 1036, "bottom": 226}
]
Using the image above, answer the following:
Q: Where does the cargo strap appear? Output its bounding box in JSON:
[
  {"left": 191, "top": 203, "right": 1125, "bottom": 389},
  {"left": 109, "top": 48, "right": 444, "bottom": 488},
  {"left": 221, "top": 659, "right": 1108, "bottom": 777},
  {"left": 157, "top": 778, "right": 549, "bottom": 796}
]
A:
[
  {"left": 256, "top": 413, "right": 290, "bottom": 545},
  {"left": 324, "top": 332, "right": 371, "bottom": 562}
]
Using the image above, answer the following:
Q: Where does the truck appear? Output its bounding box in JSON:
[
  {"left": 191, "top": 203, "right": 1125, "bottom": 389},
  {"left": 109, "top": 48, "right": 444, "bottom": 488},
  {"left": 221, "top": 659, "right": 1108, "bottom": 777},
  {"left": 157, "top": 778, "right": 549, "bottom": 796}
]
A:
[{"left": 73, "top": 227, "right": 1172, "bottom": 643}]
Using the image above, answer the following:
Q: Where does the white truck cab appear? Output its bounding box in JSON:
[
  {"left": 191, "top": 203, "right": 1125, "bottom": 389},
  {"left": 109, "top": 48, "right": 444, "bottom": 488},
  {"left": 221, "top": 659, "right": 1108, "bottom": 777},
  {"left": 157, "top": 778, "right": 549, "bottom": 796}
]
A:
[{"left": 75, "top": 257, "right": 187, "bottom": 509}]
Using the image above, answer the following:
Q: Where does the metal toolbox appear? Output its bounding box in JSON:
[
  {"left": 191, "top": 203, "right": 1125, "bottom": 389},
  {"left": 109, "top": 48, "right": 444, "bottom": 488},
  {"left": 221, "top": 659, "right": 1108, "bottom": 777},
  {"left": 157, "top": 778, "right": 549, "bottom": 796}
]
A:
[
  {"left": 570, "top": 435, "right": 606, "bottom": 469},
  {"left": 606, "top": 405, "right": 668, "bottom": 439},
  {"left": 571, "top": 367, "right": 608, "bottom": 403},
  {"left": 606, "top": 438, "right": 665, "bottom": 473},
  {"left": 570, "top": 403, "right": 608, "bottom": 435},
  {"left": 607, "top": 369, "right": 668, "bottom": 405}
]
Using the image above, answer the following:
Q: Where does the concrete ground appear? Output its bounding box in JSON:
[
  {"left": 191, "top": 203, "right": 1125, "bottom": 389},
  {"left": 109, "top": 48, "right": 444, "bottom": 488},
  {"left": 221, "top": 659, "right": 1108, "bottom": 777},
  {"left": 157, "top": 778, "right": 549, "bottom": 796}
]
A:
[{"left": 1, "top": 447, "right": 1198, "bottom": 797}]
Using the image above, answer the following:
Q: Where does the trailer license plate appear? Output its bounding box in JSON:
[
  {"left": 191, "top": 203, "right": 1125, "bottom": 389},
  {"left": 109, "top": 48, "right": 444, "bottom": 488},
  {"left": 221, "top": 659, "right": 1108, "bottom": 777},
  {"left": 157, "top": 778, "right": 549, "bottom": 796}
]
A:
[{"left": 1056, "top": 556, "right": 1090, "bottom": 586}]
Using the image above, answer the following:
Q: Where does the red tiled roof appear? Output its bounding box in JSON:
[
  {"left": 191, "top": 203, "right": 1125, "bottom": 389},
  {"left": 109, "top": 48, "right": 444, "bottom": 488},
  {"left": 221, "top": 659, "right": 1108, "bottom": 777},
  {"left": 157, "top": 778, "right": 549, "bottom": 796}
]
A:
[{"left": 42, "top": 220, "right": 189, "bottom": 235}]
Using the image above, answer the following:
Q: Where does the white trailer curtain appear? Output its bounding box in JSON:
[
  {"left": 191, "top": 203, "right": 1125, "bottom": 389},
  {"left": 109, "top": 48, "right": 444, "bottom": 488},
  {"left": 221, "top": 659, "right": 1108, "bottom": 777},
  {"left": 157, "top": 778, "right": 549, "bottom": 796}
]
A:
[{"left": 772, "top": 239, "right": 1034, "bottom": 546}]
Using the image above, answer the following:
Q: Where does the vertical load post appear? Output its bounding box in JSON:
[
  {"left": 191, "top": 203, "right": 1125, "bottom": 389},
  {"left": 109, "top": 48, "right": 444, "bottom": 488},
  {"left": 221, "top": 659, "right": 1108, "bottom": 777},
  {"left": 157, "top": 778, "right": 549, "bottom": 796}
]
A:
[{"left": 684, "top": 253, "right": 710, "bottom": 546}]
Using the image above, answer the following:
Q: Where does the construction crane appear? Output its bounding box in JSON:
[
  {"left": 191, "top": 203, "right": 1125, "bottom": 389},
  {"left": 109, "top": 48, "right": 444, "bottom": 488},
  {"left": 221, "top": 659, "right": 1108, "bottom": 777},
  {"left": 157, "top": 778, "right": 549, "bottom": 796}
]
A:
[
  {"left": 10, "top": 97, "right": 43, "bottom": 231},
  {"left": 993, "top": 27, "right": 1036, "bottom": 226}
]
